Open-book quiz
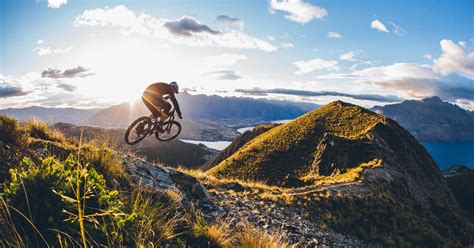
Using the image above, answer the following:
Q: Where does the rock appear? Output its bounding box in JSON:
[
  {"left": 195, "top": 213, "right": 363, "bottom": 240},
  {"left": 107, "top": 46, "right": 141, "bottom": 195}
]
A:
[{"left": 122, "top": 155, "right": 221, "bottom": 219}]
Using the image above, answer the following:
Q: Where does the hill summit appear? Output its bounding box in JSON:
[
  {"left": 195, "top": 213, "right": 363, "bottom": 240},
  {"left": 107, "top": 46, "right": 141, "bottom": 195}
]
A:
[{"left": 209, "top": 101, "right": 474, "bottom": 245}]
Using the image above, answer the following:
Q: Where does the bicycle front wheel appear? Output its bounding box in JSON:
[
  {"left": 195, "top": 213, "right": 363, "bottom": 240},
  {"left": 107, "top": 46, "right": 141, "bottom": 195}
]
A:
[
  {"left": 155, "top": 120, "right": 181, "bottom": 141},
  {"left": 125, "top": 116, "right": 152, "bottom": 145}
]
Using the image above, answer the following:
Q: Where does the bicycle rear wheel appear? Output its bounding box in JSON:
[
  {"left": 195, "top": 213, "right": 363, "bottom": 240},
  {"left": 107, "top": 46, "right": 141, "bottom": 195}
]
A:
[
  {"left": 125, "top": 116, "right": 153, "bottom": 145},
  {"left": 155, "top": 120, "right": 181, "bottom": 141}
]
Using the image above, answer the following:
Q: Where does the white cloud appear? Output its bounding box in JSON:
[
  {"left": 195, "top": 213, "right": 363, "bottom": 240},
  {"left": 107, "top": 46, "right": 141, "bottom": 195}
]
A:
[
  {"left": 74, "top": 5, "right": 277, "bottom": 52},
  {"left": 203, "top": 54, "right": 247, "bottom": 67},
  {"left": 370, "top": 19, "right": 389, "bottom": 33},
  {"left": 33, "top": 41, "right": 72, "bottom": 56},
  {"left": 269, "top": 0, "right": 328, "bottom": 24},
  {"left": 339, "top": 51, "right": 357, "bottom": 61},
  {"left": 423, "top": 54, "right": 433, "bottom": 60},
  {"left": 433, "top": 39, "right": 474, "bottom": 77},
  {"left": 389, "top": 21, "right": 406, "bottom": 36},
  {"left": 327, "top": 32, "right": 341, "bottom": 39},
  {"left": 48, "top": 0, "right": 67, "bottom": 8},
  {"left": 293, "top": 58, "right": 339, "bottom": 75}
]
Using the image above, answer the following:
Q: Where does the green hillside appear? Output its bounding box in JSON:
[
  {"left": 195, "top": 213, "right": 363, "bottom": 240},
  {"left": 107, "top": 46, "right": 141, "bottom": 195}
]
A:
[{"left": 209, "top": 101, "right": 385, "bottom": 185}]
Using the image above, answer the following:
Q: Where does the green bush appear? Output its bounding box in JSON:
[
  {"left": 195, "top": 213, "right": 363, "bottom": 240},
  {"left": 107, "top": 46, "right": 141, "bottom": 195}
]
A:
[{"left": 3, "top": 155, "right": 122, "bottom": 246}]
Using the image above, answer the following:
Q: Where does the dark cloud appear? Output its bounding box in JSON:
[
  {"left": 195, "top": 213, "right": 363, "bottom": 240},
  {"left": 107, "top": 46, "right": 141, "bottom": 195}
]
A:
[
  {"left": 235, "top": 88, "right": 404, "bottom": 103},
  {"left": 373, "top": 74, "right": 474, "bottom": 101},
  {"left": 164, "top": 16, "right": 221, "bottom": 36},
  {"left": 204, "top": 70, "right": 242, "bottom": 80},
  {"left": 0, "top": 78, "right": 29, "bottom": 98},
  {"left": 41, "top": 66, "right": 93, "bottom": 79},
  {"left": 216, "top": 15, "right": 245, "bottom": 28},
  {"left": 57, "top": 83, "right": 78, "bottom": 92},
  {"left": 0, "top": 85, "right": 29, "bottom": 98}
]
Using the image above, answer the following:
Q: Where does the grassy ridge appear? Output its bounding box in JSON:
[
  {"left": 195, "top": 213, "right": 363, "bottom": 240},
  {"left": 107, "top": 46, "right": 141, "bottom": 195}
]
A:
[{"left": 209, "top": 101, "right": 385, "bottom": 185}]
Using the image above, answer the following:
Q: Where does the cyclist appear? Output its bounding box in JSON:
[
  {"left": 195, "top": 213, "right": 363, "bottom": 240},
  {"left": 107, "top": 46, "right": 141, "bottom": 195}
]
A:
[{"left": 142, "top": 81, "right": 183, "bottom": 123}]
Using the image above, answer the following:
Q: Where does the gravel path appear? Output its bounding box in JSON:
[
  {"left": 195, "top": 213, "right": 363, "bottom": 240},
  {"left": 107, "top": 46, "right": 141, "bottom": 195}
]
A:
[{"left": 208, "top": 185, "right": 370, "bottom": 247}]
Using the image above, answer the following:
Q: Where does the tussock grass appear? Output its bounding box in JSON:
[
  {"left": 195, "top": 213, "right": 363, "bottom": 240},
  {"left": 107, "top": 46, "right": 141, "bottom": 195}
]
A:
[
  {"left": 192, "top": 217, "right": 297, "bottom": 248},
  {"left": 23, "top": 119, "right": 66, "bottom": 143},
  {"left": 121, "top": 189, "right": 184, "bottom": 246},
  {"left": 0, "top": 115, "right": 24, "bottom": 145}
]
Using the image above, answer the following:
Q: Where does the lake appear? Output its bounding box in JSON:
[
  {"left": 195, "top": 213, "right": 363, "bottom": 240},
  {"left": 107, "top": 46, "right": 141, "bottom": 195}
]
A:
[
  {"left": 421, "top": 141, "right": 474, "bottom": 169},
  {"left": 180, "top": 139, "right": 232, "bottom": 150}
]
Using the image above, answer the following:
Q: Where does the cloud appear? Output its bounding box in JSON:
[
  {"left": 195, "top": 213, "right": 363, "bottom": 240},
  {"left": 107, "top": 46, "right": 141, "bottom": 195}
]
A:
[
  {"left": 48, "top": 0, "right": 67, "bottom": 8},
  {"left": 0, "top": 75, "right": 29, "bottom": 98},
  {"left": 33, "top": 41, "right": 72, "bottom": 56},
  {"left": 293, "top": 58, "right": 339, "bottom": 75},
  {"left": 41, "top": 66, "right": 93, "bottom": 79},
  {"left": 74, "top": 5, "right": 277, "bottom": 51},
  {"left": 340, "top": 51, "right": 357, "bottom": 61},
  {"left": 164, "top": 16, "right": 221, "bottom": 36},
  {"left": 327, "top": 32, "right": 341, "bottom": 39},
  {"left": 216, "top": 15, "right": 245, "bottom": 30},
  {"left": 389, "top": 22, "right": 406, "bottom": 36},
  {"left": 370, "top": 19, "right": 389, "bottom": 33},
  {"left": 433, "top": 39, "right": 474, "bottom": 77},
  {"left": 204, "top": 70, "right": 242, "bottom": 80},
  {"left": 203, "top": 54, "right": 247, "bottom": 67},
  {"left": 57, "top": 83, "right": 78, "bottom": 92},
  {"left": 235, "top": 88, "right": 403, "bottom": 102},
  {"left": 269, "top": 0, "right": 327, "bottom": 24},
  {"left": 318, "top": 62, "right": 474, "bottom": 101}
]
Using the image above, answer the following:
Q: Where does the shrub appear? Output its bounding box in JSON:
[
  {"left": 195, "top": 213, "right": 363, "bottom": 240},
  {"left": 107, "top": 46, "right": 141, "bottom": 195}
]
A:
[
  {"left": 3, "top": 155, "right": 122, "bottom": 247},
  {"left": 0, "top": 115, "right": 23, "bottom": 145}
]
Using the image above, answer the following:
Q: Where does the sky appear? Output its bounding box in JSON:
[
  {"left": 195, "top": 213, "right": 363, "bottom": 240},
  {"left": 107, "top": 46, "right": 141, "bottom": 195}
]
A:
[{"left": 1, "top": 0, "right": 473, "bottom": 110}]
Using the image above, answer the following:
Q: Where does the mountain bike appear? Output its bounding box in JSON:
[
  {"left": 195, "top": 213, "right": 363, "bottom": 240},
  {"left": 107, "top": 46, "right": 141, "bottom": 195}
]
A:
[{"left": 125, "top": 110, "right": 182, "bottom": 145}]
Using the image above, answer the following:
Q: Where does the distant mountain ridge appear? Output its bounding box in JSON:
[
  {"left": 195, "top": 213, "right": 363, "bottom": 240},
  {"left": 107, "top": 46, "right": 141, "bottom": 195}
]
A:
[
  {"left": 373, "top": 96, "right": 474, "bottom": 141},
  {"left": 0, "top": 106, "right": 103, "bottom": 124},
  {"left": 87, "top": 91, "right": 318, "bottom": 128}
]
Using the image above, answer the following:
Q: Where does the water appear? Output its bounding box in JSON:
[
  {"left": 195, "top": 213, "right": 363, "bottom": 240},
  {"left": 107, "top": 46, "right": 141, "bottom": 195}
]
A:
[
  {"left": 180, "top": 139, "right": 232, "bottom": 150},
  {"left": 237, "top": 119, "right": 292, "bottom": 133},
  {"left": 421, "top": 141, "right": 474, "bottom": 169}
]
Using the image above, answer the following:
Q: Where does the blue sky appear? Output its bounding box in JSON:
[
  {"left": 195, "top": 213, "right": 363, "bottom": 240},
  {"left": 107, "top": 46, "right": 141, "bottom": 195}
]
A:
[{"left": 1, "top": 0, "right": 473, "bottom": 109}]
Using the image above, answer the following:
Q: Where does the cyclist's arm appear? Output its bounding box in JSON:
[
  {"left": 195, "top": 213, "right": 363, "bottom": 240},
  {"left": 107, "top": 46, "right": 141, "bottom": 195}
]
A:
[{"left": 169, "top": 93, "right": 182, "bottom": 116}]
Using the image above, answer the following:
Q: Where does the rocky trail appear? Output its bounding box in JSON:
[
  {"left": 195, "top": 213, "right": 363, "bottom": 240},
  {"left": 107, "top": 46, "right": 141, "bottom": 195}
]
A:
[
  {"left": 207, "top": 184, "right": 369, "bottom": 247},
  {"left": 123, "top": 155, "right": 369, "bottom": 247}
]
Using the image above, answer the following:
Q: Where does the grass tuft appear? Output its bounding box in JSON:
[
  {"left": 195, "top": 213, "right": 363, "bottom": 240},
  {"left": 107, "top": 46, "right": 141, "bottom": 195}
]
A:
[{"left": 23, "top": 119, "right": 66, "bottom": 143}]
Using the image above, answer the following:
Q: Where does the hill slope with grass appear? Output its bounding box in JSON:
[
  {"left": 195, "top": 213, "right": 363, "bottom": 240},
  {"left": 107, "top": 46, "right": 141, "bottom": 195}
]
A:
[
  {"left": 209, "top": 101, "right": 474, "bottom": 246},
  {"left": 443, "top": 165, "right": 474, "bottom": 216},
  {"left": 2, "top": 115, "right": 323, "bottom": 247},
  {"left": 201, "top": 123, "right": 279, "bottom": 171}
]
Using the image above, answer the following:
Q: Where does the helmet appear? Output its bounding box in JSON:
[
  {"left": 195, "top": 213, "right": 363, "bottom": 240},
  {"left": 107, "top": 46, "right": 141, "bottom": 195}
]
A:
[{"left": 169, "top": 81, "right": 179, "bottom": 92}]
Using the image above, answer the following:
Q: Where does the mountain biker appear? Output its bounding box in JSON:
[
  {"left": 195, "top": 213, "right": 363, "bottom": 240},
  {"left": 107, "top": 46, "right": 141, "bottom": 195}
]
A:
[{"left": 142, "top": 81, "right": 182, "bottom": 122}]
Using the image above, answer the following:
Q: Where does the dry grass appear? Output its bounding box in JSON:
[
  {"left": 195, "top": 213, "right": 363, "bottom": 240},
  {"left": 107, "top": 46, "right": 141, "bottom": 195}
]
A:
[
  {"left": 196, "top": 218, "right": 297, "bottom": 248},
  {"left": 208, "top": 101, "right": 386, "bottom": 186},
  {"left": 126, "top": 189, "right": 184, "bottom": 246},
  {"left": 22, "top": 119, "right": 66, "bottom": 143}
]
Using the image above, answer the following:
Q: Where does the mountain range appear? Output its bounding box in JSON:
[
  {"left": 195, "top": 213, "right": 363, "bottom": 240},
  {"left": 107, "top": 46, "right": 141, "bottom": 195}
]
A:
[{"left": 373, "top": 96, "right": 474, "bottom": 141}]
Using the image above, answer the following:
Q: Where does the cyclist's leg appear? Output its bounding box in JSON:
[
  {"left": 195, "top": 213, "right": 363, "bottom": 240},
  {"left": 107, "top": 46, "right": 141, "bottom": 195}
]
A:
[
  {"left": 155, "top": 98, "right": 171, "bottom": 122},
  {"left": 142, "top": 95, "right": 161, "bottom": 118}
]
